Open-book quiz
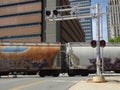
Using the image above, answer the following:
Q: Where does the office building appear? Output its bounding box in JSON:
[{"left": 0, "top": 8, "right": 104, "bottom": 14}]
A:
[
  {"left": 70, "top": 0, "right": 93, "bottom": 42},
  {"left": 0, "top": 0, "right": 85, "bottom": 43},
  {"left": 107, "top": 0, "right": 120, "bottom": 38}
]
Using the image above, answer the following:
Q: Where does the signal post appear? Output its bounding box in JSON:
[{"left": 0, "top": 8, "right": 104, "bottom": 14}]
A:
[
  {"left": 91, "top": 39, "right": 106, "bottom": 82},
  {"left": 93, "top": 3, "right": 105, "bottom": 83}
]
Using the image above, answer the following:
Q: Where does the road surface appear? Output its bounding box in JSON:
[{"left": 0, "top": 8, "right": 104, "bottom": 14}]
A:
[
  {"left": 0, "top": 73, "right": 120, "bottom": 90},
  {"left": 0, "top": 74, "right": 90, "bottom": 90}
]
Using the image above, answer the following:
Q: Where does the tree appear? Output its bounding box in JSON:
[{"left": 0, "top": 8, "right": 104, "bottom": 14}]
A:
[
  {"left": 108, "top": 38, "right": 114, "bottom": 42},
  {"left": 108, "top": 36, "right": 120, "bottom": 42}
]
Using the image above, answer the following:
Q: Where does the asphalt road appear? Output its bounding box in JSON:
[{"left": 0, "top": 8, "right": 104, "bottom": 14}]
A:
[
  {"left": 0, "top": 74, "right": 90, "bottom": 90},
  {"left": 0, "top": 73, "right": 120, "bottom": 90}
]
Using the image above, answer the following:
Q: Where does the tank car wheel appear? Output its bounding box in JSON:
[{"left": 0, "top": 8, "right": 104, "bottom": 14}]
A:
[
  {"left": 80, "top": 72, "right": 89, "bottom": 76},
  {"left": 52, "top": 73, "right": 59, "bottom": 77},
  {"left": 68, "top": 71, "right": 75, "bottom": 77},
  {"left": 39, "top": 72, "right": 45, "bottom": 77}
]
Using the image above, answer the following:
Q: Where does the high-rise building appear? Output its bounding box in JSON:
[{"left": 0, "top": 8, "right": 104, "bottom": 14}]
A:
[
  {"left": 107, "top": 0, "right": 120, "bottom": 38},
  {"left": 0, "top": 0, "right": 44, "bottom": 42},
  {"left": 70, "top": 0, "right": 93, "bottom": 42},
  {"left": 0, "top": 0, "right": 85, "bottom": 43}
]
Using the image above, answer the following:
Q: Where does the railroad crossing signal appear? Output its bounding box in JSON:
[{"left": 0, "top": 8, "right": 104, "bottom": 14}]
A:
[
  {"left": 100, "top": 40, "right": 106, "bottom": 47},
  {"left": 91, "top": 40, "right": 106, "bottom": 48},
  {"left": 46, "top": 3, "right": 106, "bottom": 80},
  {"left": 91, "top": 40, "right": 97, "bottom": 48},
  {"left": 46, "top": 10, "right": 59, "bottom": 18},
  {"left": 46, "top": 10, "right": 51, "bottom": 16},
  {"left": 53, "top": 10, "right": 58, "bottom": 16}
]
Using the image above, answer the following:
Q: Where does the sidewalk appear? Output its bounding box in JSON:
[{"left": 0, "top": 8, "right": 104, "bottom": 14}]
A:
[{"left": 67, "top": 76, "right": 120, "bottom": 90}]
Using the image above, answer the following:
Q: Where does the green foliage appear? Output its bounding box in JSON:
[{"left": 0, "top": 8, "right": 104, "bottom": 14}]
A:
[
  {"left": 108, "top": 38, "right": 114, "bottom": 42},
  {"left": 108, "top": 36, "right": 120, "bottom": 42}
]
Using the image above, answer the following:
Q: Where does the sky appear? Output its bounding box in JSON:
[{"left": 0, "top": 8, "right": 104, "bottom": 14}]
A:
[{"left": 91, "top": 0, "right": 108, "bottom": 41}]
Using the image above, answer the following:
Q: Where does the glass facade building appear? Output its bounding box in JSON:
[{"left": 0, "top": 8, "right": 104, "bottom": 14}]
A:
[{"left": 70, "top": 0, "right": 93, "bottom": 42}]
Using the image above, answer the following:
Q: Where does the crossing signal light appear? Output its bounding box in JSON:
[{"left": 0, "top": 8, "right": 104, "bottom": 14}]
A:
[
  {"left": 46, "top": 10, "right": 58, "bottom": 17},
  {"left": 53, "top": 10, "right": 58, "bottom": 16},
  {"left": 46, "top": 10, "right": 51, "bottom": 16},
  {"left": 100, "top": 40, "right": 106, "bottom": 47},
  {"left": 91, "top": 40, "right": 96, "bottom": 48}
]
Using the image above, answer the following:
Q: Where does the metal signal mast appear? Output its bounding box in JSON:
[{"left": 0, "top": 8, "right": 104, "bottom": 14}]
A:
[
  {"left": 45, "top": 3, "right": 106, "bottom": 82},
  {"left": 46, "top": 4, "right": 96, "bottom": 21}
]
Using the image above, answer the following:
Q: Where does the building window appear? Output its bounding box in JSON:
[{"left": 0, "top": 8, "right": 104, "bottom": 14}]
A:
[
  {"left": 0, "top": 11, "right": 41, "bottom": 18},
  {"left": 0, "top": 22, "right": 42, "bottom": 29},
  {"left": 0, "top": 0, "right": 41, "bottom": 8}
]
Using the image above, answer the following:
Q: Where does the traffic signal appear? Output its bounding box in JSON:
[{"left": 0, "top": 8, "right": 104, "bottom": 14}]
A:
[
  {"left": 53, "top": 10, "right": 58, "bottom": 16},
  {"left": 100, "top": 40, "right": 106, "bottom": 47},
  {"left": 46, "top": 10, "right": 51, "bottom": 16},
  {"left": 46, "top": 10, "right": 58, "bottom": 17},
  {"left": 91, "top": 40, "right": 97, "bottom": 48}
]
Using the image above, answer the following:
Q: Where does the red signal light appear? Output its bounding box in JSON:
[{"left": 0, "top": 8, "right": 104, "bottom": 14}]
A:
[
  {"left": 100, "top": 40, "right": 106, "bottom": 47},
  {"left": 46, "top": 11, "right": 51, "bottom": 16},
  {"left": 91, "top": 40, "right": 96, "bottom": 48},
  {"left": 53, "top": 10, "right": 58, "bottom": 15}
]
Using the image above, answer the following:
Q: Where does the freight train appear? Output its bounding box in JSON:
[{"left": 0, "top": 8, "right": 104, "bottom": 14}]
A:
[{"left": 0, "top": 42, "right": 120, "bottom": 77}]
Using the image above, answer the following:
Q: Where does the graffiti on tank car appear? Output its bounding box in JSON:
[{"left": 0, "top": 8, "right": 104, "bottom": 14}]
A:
[
  {"left": 0, "top": 46, "right": 60, "bottom": 70},
  {"left": 1, "top": 46, "right": 28, "bottom": 53},
  {"left": 88, "top": 57, "right": 120, "bottom": 71}
]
